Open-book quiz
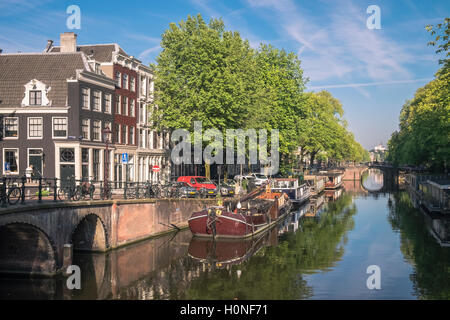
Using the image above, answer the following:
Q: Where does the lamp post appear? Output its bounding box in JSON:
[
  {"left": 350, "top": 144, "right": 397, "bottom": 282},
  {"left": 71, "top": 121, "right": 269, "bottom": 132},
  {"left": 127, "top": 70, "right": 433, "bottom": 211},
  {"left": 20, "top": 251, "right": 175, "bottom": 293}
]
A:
[{"left": 102, "top": 127, "right": 112, "bottom": 199}]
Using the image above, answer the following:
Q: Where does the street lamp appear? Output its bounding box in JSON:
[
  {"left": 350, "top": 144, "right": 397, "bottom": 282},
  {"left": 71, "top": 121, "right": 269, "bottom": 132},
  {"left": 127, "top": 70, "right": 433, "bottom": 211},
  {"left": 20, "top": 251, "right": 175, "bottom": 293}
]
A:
[{"left": 102, "top": 127, "right": 112, "bottom": 199}]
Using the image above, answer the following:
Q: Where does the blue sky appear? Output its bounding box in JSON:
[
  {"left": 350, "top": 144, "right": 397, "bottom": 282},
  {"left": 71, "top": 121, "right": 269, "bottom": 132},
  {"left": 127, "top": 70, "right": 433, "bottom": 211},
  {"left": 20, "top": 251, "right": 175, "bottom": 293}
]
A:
[{"left": 0, "top": 0, "right": 448, "bottom": 149}]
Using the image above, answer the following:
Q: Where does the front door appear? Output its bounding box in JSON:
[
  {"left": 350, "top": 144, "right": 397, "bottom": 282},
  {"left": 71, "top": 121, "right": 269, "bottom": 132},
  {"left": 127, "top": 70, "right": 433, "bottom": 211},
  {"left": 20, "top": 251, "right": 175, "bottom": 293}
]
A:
[
  {"left": 28, "top": 149, "right": 43, "bottom": 179},
  {"left": 60, "top": 164, "right": 75, "bottom": 188}
]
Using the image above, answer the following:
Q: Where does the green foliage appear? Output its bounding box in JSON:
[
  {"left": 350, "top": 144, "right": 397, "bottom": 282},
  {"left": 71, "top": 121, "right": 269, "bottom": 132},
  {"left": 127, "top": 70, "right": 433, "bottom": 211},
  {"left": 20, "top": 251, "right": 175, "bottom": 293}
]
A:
[
  {"left": 388, "top": 19, "right": 450, "bottom": 171},
  {"left": 152, "top": 14, "right": 367, "bottom": 170}
]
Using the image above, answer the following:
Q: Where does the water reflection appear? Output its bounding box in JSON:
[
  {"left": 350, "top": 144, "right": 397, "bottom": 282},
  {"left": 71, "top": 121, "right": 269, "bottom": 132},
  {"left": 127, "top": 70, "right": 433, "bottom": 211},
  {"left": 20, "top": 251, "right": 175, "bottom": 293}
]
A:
[
  {"left": 362, "top": 169, "right": 384, "bottom": 191},
  {"left": 1, "top": 171, "right": 449, "bottom": 299},
  {"left": 388, "top": 191, "right": 450, "bottom": 299}
]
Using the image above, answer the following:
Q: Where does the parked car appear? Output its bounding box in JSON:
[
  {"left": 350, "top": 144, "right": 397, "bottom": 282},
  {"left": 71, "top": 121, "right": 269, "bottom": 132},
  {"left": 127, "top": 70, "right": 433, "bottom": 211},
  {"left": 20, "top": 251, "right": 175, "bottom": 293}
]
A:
[
  {"left": 212, "top": 180, "right": 236, "bottom": 197},
  {"left": 234, "top": 173, "right": 268, "bottom": 186},
  {"left": 177, "top": 176, "right": 217, "bottom": 197},
  {"left": 175, "top": 181, "right": 198, "bottom": 198}
]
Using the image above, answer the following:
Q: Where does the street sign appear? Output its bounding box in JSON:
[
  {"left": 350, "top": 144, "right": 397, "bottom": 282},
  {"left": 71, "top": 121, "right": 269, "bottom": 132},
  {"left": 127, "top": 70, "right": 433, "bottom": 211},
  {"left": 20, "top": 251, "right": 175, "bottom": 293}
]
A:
[
  {"left": 122, "top": 153, "right": 128, "bottom": 164},
  {"left": 152, "top": 165, "right": 160, "bottom": 172}
]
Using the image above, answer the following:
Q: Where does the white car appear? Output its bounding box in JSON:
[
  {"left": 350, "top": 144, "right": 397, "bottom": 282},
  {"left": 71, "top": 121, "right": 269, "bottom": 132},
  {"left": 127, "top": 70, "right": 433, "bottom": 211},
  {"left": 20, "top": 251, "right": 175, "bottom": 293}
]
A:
[{"left": 234, "top": 173, "right": 268, "bottom": 186}]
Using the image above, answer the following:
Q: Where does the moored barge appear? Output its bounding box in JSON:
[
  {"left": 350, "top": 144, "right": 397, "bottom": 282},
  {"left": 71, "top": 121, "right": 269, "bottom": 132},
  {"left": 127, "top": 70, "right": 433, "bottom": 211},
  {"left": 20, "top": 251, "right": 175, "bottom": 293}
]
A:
[{"left": 188, "top": 184, "right": 292, "bottom": 239}]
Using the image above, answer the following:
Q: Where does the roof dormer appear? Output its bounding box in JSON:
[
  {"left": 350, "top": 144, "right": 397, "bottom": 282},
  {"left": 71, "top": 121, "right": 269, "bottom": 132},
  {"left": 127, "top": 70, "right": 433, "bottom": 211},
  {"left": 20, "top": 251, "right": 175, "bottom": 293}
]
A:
[{"left": 21, "top": 79, "right": 51, "bottom": 107}]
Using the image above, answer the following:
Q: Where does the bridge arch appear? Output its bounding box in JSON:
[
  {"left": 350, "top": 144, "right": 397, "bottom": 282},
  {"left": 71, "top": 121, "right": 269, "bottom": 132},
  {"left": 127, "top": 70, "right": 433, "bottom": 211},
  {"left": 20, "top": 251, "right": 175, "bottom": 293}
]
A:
[
  {"left": 0, "top": 222, "right": 58, "bottom": 275},
  {"left": 360, "top": 168, "right": 385, "bottom": 193},
  {"left": 71, "top": 213, "right": 109, "bottom": 252}
]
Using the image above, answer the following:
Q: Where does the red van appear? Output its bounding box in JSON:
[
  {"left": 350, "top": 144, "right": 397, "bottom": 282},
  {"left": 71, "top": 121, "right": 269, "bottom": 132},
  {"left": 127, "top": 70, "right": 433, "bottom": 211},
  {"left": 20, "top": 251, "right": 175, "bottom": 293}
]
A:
[{"left": 177, "top": 176, "right": 217, "bottom": 197}]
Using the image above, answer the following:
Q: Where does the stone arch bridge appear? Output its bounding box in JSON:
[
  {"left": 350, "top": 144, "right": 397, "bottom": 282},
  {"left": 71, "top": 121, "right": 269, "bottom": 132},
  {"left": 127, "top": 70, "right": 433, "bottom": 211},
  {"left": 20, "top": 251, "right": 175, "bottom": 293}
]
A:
[{"left": 0, "top": 199, "right": 215, "bottom": 276}]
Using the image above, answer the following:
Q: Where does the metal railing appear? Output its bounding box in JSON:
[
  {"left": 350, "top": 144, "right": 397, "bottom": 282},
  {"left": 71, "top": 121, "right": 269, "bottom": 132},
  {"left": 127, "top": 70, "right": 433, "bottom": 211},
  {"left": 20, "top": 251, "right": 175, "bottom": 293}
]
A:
[{"left": 0, "top": 176, "right": 221, "bottom": 208}]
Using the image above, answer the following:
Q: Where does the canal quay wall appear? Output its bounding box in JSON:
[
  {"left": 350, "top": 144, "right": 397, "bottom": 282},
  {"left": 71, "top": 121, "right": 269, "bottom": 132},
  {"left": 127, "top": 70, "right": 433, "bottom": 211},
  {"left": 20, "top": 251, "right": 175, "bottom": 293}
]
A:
[{"left": 0, "top": 198, "right": 217, "bottom": 276}]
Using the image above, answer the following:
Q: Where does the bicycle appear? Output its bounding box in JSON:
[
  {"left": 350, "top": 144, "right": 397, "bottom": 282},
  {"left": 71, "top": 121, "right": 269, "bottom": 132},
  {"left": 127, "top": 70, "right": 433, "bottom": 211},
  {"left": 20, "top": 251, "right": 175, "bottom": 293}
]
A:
[
  {"left": 7, "top": 185, "right": 21, "bottom": 205},
  {"left": 57, "top": 176, "right": 78, "bottom": 201}
]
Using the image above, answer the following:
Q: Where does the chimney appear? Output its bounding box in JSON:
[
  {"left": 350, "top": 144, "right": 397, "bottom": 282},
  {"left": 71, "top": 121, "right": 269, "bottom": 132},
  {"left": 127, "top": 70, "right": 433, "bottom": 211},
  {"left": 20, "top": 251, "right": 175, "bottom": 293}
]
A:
[
  {"left": 44, "top": 40, "right": 54, "bottom": 52},
  {"left": 60, "top": 32, "right": 77, "bottom": 53}
]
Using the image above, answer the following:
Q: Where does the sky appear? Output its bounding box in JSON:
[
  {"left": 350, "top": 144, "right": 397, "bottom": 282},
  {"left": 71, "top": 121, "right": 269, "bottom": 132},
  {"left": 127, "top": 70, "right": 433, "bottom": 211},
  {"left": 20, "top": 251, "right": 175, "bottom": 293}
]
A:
[{"left": 0, "top": 0, "right": 448, "bottom": 149}]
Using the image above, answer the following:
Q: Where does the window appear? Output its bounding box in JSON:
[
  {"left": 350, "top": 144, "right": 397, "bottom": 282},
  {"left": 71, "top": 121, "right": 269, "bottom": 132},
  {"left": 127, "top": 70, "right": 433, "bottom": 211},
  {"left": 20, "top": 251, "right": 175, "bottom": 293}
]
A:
[
  {"left": 129, "top": 126, "right": 135, "bottom": 145},
  {"left": 53, "top": 117, "right": 67, "bottom": 138},
  {"left": 28, "top": 117, "right": 42, "bottom": 138},
  {"left": 139, "top": 103, "right": 144, "bottom": 123},
  {"left": 115, "top": 71, "right": 121, "bottom": 87},
  {"left": 104, "top": 121, "right": 112, "bottom": 142},
  {"left": 81, "top": 87, "right": 90, "bottom": 109},
  {"left": 115, "top": 124, "right": 120, "bottom": 143},
  {"left": 122, "top": 73, "right": 128, "bottom": 90},
  {"left": 141, "top": 76, "right": 146, "bottom": 95},
  {"left": 130, "top": 76, "right": 135, "bottom": 92},
  {"left": 139, "top": 129, "right": 144, "bottom": 148},
  {"left": 4, "top": 149, "right": 18, "bottom": 174},
  {"left": 104, "top": 93, "right": 112, "bottom": 113},
  {"left": 93, "top": 90, "right": 101, "bottom": 111},
  {"left": 60, "top": 148, "right": 75, "bottom": 162},
  {"left": 116, "top": 95, "right": 121, "bottom": 114},
  {"left": 130, "top": 99, "right": 135, "bottom": 117},
  {"left": 92, "top": 120, "right": 101, "bottom": 141},
  {"left": 122, "top": 96, "right": 128, "bottom": 116},
  {"left": 81, "top": 119, "right": 90, "bottom": 140},
  {"left": 93, "top": 149, "right": 100, "bottom": 181},
  {"left": 122, "top": 125, "right": 127, "bottom": 144},
  {"left": 29, "top": 90, "right": 42, "bottom": 106},
  {"left": 4, "top": 117, "right": 18, "bottom": 138},
  {"left": 82, "top": 148, "right": 89, "bottom": 181}
]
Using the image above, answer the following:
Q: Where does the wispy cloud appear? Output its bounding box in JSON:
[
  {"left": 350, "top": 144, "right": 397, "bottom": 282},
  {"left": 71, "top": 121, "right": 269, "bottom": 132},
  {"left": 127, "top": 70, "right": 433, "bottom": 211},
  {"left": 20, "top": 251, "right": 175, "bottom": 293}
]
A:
[
  {"left": 245, "top": 0, "right": 419, "bottom": 84},
  {"left": 138, "top": 45, "right": 162, "bottom": 61},
  {"left": 308, "top": 78, "right": 433, "bottom": 90}
]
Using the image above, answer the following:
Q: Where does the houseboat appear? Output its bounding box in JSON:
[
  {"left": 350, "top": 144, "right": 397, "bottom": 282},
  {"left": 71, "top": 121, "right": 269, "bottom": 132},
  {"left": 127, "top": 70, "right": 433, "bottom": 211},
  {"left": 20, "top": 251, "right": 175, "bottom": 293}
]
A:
[
  {"left": 188, "top": 184, "right": 292, "bottom": 239},
  {"left": 323, "top": 171, "right": 344, "bottom": 189},
  {"left": 304, "top": 175, "right": 327, "bottom": 196},
  {"left": 418, "top": 180, "right": 450, "bottom": 214},
  {"left": 270, "top": 178, "right": 311, "bottom": 205}
]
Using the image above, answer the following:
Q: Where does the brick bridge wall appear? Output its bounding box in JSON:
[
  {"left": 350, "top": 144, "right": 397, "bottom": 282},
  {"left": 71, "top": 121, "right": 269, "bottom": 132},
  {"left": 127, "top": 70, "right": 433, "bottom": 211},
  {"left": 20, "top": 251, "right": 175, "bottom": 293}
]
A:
[
  {"left": 0, "top": 198, "right": 217, "bottom": 276},
  {"left": 342, "top": 166, "right": 368, "bottom": 181}
]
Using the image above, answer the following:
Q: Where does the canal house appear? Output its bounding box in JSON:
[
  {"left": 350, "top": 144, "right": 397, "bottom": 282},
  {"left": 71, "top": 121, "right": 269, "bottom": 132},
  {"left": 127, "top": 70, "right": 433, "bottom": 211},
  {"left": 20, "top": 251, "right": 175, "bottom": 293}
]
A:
[{"left": 0, "top": 39, "right": 115, "bottom": 182}]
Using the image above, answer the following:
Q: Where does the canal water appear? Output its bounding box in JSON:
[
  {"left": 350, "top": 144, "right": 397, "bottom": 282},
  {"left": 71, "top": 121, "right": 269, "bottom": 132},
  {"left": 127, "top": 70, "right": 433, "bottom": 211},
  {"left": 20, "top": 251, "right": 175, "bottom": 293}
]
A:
[{"left": 0, "top": 169, "right": 449, "bottom": 299}]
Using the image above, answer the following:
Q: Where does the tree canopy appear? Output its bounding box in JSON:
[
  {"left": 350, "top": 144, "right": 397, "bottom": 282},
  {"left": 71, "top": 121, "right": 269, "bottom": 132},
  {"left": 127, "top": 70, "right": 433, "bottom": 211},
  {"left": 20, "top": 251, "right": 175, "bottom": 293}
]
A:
[
  {"left": 151, "top": 14, "right": 369, "bottom": 173},
  {"left": 387, "top": 18, "right": 450, "bottom": 171}
]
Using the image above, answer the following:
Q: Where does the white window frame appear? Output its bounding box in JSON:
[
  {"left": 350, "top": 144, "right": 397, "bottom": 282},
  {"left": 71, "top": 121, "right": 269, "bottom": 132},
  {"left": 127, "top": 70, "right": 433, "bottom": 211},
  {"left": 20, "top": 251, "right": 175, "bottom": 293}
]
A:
[
  {"left": 27, "top": 148, "right": 43, "bottom": 176},
  {"left": 123, "top": 96, "right": 128, "bottom": 116},
  {"left": 115, "top": 71, "right": 121, "bottom": 88},
  {"left": 81, "top": 118, "right": 90, "bottom": 141},
  {"left": 116, "top": 95, "right": 121, "bottom": 115},
  {"left": 93, "top": 90, "right": 102, "bottom": 112},
  {"left": 130, "top": 98, "right": 135, "bottom": 117},
  {"left": 81, "top": 87, "right": 90, "bottom": 110},
  {"left": 27, "top": 117, "right": 43, "bottom": 139},
  {"left": 115, "top": 124, "right": 121, "bottom": 144},
  {"left": 129, "top": 126, "right": 134, "bottom": 145},
  {"left": 3, "top": 148, "right": 19, "bottom": 175},
  {"left": 52, "top": 117, "right": 68, "bottom": 139},
  {"left": 3, "top": 117, "right": 19, "bottom": 140},
  {"left": 92, "top": 120, "right": 102, "bottom": 142},
  {"left": 104, "top": 93, "right": 112, "bottom": 114},
  {"left": 122, "top": 73, "right": 128, "bottom": 90},
  {"left": 130, "top": 76, "right": 135, "bottom": 92}
]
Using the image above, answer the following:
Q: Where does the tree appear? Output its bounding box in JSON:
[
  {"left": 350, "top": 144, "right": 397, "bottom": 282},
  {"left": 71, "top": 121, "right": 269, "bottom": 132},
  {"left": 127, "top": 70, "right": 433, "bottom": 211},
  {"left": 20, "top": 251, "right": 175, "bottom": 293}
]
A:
[{"left": 387, "top": 18, "right": 450, "bottom": 171}]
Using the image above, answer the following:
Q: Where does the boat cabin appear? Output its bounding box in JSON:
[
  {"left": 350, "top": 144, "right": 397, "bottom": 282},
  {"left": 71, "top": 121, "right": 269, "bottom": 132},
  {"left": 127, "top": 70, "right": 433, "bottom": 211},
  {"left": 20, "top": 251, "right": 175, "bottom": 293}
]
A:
[{"left": 271, "top": 178, "right": 310, "bottom": 204}]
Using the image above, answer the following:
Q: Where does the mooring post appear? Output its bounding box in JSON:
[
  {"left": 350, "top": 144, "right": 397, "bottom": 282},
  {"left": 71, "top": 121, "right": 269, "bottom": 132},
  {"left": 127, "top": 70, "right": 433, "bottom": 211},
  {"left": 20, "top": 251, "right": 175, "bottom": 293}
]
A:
[
  {"left": 21, "top": 176, "right": 26, "bottom": 204},
  {"left": 1, "top": 177, "right": 6, "bottom": 208},
  {"left": 38, "top": 176, "right": 42, "bottom": 203},
  {"left": 53, "top": 178, "right": 57, "bottom": 202}
]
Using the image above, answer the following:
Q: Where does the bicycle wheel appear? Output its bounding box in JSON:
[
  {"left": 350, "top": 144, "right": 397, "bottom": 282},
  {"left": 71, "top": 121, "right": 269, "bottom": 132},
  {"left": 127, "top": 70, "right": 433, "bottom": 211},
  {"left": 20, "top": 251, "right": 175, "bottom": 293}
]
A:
[
  {"left": 57, "top": 188, "right": 68, "bottom": 201},
  {"left": 72, "top": 187, "right": 81, "bottom": 201},
  {"left": 8, "top": 187, "right": 21, "bottom": 205}
]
